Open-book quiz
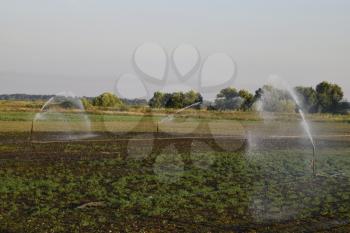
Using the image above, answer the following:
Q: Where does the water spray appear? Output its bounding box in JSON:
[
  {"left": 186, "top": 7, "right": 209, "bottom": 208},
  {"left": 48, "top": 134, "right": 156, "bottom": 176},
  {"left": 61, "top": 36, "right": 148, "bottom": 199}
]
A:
[
  {"left": 29, "top": 98, "right": 51, "bottom": 143},
  {"left": 264, "top": 76, "right": 317, "bottom": 176},
  {"left": 274, "top": 76, "right": 317, "bottom": 176},
  {"left": 173, "top": 101, "right": 203, "bottom": 114},
  {"left": 157, "top": 101, "right": 202, "bottom": 132},
  {"left": 296, "top": 104, "right": 316, "bottom": 176}
]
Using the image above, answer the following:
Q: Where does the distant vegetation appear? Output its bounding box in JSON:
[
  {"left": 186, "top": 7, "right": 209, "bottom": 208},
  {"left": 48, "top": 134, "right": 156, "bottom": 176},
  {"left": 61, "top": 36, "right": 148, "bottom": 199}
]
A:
[
  {"left": 1, "top": 81, "right": 349, "bottom": 114},
  {"left": 0, "top": 94, "right": 54, "bottom": 101},
  {"left": 211, "top": 87, "right": 254, "bottom": 111},
  {"left": 91, "top": 92, "right": 123, "bottom": 108},
  {"left": 149, "top": 90, "right": 202, "bottom": 109},
  {"left": 147, "top": 81, "right": 349, "bottom": 114}
]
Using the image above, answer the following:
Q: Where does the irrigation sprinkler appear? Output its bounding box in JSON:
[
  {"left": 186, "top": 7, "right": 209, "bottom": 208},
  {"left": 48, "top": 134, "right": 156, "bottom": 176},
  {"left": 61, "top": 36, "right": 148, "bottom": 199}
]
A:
[
  {"left": 158, "top": 101, "right": 202, "bottom": 126},
  {"left": 295, "top": 104, "right": 317, "bottom": 176},
  {"left": 29, "top": 118, "right": 34, "bottom": 142},
  {"left": 312, "top": 143, "right": 316, "bottom": 176}
]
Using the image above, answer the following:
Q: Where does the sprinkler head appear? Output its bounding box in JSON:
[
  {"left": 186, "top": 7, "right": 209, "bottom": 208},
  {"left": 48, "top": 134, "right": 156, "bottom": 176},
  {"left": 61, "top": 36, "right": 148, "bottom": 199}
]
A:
[{"left": 295, "top": 104, "right": 302, "bottom": 113}]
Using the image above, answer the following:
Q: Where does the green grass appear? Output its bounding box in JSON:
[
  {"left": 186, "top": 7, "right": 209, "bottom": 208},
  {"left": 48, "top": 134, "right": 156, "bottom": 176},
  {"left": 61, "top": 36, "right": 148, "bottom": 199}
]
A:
[
  {"left": 1, "top": 110, "right": 350, "bottom": 138},
  {"left": 0, "top": 111, "right": 159, "bottom": 122},
  {"left": 0, "top": 111, "right": 35, "bottom": 121}
]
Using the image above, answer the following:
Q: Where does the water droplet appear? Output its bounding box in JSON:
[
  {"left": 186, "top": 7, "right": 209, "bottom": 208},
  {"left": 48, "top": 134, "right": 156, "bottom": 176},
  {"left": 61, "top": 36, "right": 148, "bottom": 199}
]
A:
[{"left": 31, "top": 91, "right": 93, "bottom": 141}]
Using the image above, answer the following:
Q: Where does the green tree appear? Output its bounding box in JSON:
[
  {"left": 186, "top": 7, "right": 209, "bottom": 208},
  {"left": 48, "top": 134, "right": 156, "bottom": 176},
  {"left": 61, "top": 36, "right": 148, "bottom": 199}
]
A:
[
  {"left": 81, "top": 98, "right": 92, "bottom": 109},
  {"left": 238, "top": 89, "right": 254, "bottom": 110},
  {"left": 253, "top": 85, "right": 295, "bottom": 112},
  {"left": 166, "top": 92, "right": 185, "bottom": 108},
  {"left": 294, "top": 86, "right": 318, "bottom": 113},
  {"left": 316, "top": 81, "right": 343, "bottom": 113},
  {"left": 215, "top": 87, "right": 242, "bottom": 110},
  {"left": 92, "top": 92, "right": 123, "bottom": 108},
  {"left": 184, "top": 90, "right": 203, "bottom": 106},
  {"left": 336, "top": 101, "right": 350, "bottom": 114},
  {"left": 149, "top": 91, "right": 165, "bottom": 108},
  {"left": 217, "top": 87, "right": 239, "bottom": 99},
  {"left": 148, "top": 90, "right": 202, "bottom": 109}
]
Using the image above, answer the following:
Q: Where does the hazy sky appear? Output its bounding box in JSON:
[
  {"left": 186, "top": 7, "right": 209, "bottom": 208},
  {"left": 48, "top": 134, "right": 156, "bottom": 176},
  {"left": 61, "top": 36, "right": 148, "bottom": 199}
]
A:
[{"left": 1, "top": 0, "right": 350, "bottom": 99}]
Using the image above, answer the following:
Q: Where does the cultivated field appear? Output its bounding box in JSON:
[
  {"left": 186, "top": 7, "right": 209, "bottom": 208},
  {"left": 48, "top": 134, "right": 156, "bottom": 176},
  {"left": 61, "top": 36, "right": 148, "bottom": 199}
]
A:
[{"left": 1, "top": 105, "right": 350, "bottom": 232}]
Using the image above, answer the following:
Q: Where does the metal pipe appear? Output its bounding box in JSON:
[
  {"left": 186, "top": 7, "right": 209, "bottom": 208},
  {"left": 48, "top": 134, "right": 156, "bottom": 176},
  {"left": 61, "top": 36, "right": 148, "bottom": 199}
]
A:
[{"left": 312, "top": 143, "right": 316, "bottom": 176}]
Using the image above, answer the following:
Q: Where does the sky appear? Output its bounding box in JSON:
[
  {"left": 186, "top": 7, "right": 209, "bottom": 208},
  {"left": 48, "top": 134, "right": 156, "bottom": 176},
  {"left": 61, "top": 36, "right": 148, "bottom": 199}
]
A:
[{"left": 1, "top": 0, "right": 350, "bottom": 99}]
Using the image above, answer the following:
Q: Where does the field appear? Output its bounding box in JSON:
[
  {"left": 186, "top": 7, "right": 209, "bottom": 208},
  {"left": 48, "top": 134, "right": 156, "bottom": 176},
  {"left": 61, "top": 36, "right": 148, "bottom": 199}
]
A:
[{"left": 1, "top": 105, "right": 350, "bottom": 232}]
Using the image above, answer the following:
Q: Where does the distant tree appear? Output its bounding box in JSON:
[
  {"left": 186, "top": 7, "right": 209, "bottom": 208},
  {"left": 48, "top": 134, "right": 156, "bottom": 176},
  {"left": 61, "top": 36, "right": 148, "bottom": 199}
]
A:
[
  {"left": 120, "top": 98, "right": 147, "bottom": 106},
  {"left": 162, "top": 93, "right": 173, "bottom": 107},
  {"left": 148, "top": 90, "right": 202, "bottom": 109},
  {"left": 217, "top": 97, "right": 244, "bottom": 111},
  {"left": 316, "top": 81, "right": 343, "bottom": 113},
  {"left": 216, "top": 87, "right": 239, "bottom": 99},
  {"left": 59, "top": 100, "right": 75, "bottom": 109},
  {"left": 184, "top": 90, "right": 203, "bottom": 106},
  {"left": 92, "top": 92, "right": 123, "bottom": 108},
  {"left": 0, "top": 94, "right": 54, "bottom": 101},
  {"left": 166, "top": 92, "right": 185, "bottom": 108},
  {"left": 81, "top": 98, "right": 93, "bottom": 109},
  {"left": 336, "top": 101, "right": 350, "bottom": 114},
  {"left": 215, "top": 87, "right": 243, "bottom": 110},
  {"left": 238, "top": 89, "right": 254, "bottom": 110},
  {"left": 294, "top": 86, "right": 318, "bottom": 113},
  {"left": 252, "top": 85, "right": 275, "bottom": 103},
  {"left": 253, "top": 85, "right": 295, "bottom": 112},
  {"left": 252, "top": 87, "right": 263, "bottom": 103},
  {"left": 149, "top": 91, "right": 165, "bottom": 108}
]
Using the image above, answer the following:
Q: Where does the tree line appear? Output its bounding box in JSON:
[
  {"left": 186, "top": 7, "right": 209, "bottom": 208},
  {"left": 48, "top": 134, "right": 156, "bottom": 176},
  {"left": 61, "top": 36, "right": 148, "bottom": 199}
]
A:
[
  {"left": 148, "top": 90, "right": 203, "bottom": 109},
  {"left": 88, "top": 81, "right": 348, "bottom": 114},
  {"left": 0, "top": 94, "right": 54, "bottom": 101},
  {"left": 1, "top": 81, "right": 348, "bottom": 114},
  {"left": 143, "top": 81, "right": 348, "bottom": 114}
]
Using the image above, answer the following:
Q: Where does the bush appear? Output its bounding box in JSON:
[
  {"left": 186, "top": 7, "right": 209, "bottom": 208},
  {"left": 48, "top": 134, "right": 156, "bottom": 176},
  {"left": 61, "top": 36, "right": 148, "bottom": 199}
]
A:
[
  {"left": 92, "top": 92, "right": 123, "bottom": 108},
  {"left": 81, "top": 98, "right": 92, "bottom": 110}
]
